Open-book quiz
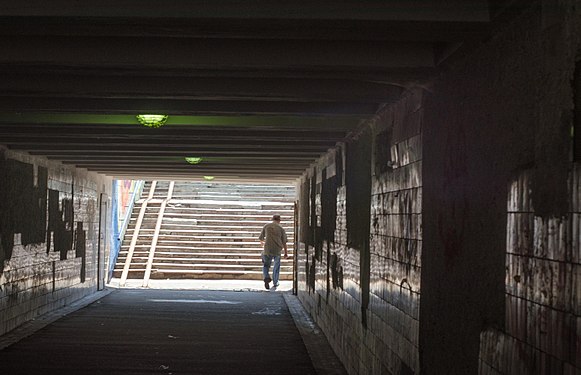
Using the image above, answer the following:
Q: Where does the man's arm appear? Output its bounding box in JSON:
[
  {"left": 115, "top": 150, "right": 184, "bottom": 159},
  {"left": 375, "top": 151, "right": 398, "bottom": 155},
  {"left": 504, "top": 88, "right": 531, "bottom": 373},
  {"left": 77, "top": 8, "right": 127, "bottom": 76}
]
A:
[{"left": 259, "top": 226, "right": 265, "bottom": 246}]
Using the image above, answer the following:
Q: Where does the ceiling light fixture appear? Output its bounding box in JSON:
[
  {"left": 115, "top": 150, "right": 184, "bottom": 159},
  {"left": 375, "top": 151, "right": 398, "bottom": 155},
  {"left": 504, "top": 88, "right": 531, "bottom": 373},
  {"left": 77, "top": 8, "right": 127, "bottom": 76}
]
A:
[
  {"left": 203, "top": 176, "right": 215, "bottom": 181},
  {"left": 136, "top": 114, "right": 169, "bottom": 128},
  {"left": 185, "top": 157, "right": 203, "bottom": 165}
]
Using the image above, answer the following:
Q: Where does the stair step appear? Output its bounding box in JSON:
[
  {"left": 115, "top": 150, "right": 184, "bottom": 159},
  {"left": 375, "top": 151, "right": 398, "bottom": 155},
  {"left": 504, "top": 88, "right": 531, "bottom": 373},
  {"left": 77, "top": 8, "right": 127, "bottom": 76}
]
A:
[
  {"left": 153, "top": 269, "right": 292, "bottom": 275},
  {"left": 129, "top": 216, "right": 292, "bottom": 223},
  {"left": 126, "top": 228, "right": 294, "bottom": 233},
  {"left": 122, "top": 240, "right": 280, "bottom": 249},
  {"left": 117, "top": 256, "right": 292, "bottom": 263},
  {"left": 136, "top": 199, "right": 292, "bottom": 206},
  {"left": 115, "top": 252, "right": 294, "bottom": 259},
  {"left": 151, "top": 262, "right": 291, "bottom": 268},
  {"left": 119, "top": 245, "right": 294, "bottom": 250},
  {"left": 111, "top": 271, "right": 292, "bottom": 280},
  {"left": 112, "top": 271, "right": 294, "bottom": 275}
]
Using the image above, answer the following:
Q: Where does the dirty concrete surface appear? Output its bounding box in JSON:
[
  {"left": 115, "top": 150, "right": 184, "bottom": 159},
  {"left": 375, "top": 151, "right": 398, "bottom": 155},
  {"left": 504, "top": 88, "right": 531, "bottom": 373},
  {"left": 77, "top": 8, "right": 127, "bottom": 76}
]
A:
[{"left": 0, "top": 289, "right": 317, "bottom": 375}]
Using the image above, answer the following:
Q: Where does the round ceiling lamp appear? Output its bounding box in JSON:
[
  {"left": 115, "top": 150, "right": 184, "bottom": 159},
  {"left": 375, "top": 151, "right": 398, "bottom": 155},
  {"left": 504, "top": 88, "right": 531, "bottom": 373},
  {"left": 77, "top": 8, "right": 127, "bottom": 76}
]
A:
[
  {"left": 136, "top": 114, "right": 169, "bottom": 128},
  {"left": 185, "top": 157, "right": 203, "bottom": 165}
]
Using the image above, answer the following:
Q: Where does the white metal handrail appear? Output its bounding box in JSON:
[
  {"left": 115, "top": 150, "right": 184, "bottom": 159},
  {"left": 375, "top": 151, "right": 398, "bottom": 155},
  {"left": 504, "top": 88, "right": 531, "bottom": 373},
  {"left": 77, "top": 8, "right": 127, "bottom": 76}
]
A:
[
  {"left": 142, "top": 181, "right": 175, "bottom": 287},
  {"left": 119, "top": 181, "right": 157, "bottom": 286}
]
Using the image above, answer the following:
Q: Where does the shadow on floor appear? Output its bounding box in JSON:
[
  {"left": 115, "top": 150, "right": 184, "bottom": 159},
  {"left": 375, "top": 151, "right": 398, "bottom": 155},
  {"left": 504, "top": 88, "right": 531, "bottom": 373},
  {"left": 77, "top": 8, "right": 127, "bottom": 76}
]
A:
[{"left": 0, "top": 288, "right": 347, "bottom": 375}]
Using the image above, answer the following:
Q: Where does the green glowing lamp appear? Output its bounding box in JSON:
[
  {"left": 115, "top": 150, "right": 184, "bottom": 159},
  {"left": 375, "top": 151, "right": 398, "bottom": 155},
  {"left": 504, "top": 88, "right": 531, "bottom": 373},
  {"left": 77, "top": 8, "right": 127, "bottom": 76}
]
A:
[
  {"left": 203, "top": 176, "right": 215, "bottom": 181},
  {"left": 136, "top": 114, "right": 169, "bottom": 128},
  {"left": 185, "top": 157, "right": 203, "bottom": 165}
]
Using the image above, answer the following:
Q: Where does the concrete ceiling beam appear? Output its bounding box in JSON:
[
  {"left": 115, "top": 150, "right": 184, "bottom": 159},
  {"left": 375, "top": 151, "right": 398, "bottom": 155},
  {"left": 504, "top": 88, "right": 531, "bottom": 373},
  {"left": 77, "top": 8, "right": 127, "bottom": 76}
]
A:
[
  {"left": 0, "top": 1, "right": 490, "bottom": 23},
  {"left": 0, "top": 114, "right": 362, "bottom": 130},
  {"left": 9, "top": 144, "right": 329, "bottom": 153},
  {"left": 71, "top": 161, "right": 311, "bottom": 167},
  {"left": 0, "top": 135, "right": 339, "bottom": 146},
  {"left": 0, "top": 74, "right": 404, "bottom": 104},
  {"left": 72, "top": 167, "right": 310, "bottom": 173},
  {"left": 0, "top": 37, "right": 436, "bottom": 70},
  {"left": 56, "top": 156, "right": 315, "bottom": 163},
  {"left": 0, "top": 63, "right": 436, "bottom": 84},
  {"left": 30, "top": 151, "right": 324, "bottom": 157},
  {"left": 0, "top": 19, "right": 489, "bottom": 42},
  {"left": 0, "top": 96, "right": 380, "bottom": 116},
  {"left": 0, "top": 129, "right": 347, "bottom": 143},
  {"left": 4, "top": 142, "right": 332, "bottom": 152}
]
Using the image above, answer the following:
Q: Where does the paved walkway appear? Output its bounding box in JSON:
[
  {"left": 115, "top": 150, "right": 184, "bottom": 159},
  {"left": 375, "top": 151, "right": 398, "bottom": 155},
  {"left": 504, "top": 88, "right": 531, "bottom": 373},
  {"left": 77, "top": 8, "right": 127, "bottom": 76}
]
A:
[
  {"left": 108, "top": 278, "right": 294, "bottom": 292},
  {"left": 0, "top": 286, "right": 346, "bottom": 375}
]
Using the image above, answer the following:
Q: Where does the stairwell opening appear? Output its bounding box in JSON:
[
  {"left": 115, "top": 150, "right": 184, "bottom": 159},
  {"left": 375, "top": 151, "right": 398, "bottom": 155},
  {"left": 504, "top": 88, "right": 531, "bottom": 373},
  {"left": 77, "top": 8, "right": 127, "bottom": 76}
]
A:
[{"left": 111, "top": 180, "right": 296, "bottom": 290}]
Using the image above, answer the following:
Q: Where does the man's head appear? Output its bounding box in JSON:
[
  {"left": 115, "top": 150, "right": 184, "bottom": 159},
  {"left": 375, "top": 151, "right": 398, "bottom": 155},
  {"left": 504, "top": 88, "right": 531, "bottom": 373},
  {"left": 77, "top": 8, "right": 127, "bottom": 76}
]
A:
[{"left": 272, "top": 214, "right": 281, "bottom": 222}]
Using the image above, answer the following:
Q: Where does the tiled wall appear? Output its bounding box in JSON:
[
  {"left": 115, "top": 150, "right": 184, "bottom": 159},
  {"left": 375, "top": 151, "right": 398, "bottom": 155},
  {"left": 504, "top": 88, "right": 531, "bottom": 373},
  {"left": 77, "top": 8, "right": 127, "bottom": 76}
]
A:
[
  {"left": 479, "top": 165, "right": 581, "bottom": 374},
  {"left": 417, "top": 3, "right": 579, "bottom": 373},
  {"left": 0, "top": 149, "right": 111, "bottom": 336},
  {"left": 298, "top": 162, "right": 368, "bottom": 374},
  {"left": 297, "top": 3, "right": 580, "bottom": 372},
  {"left": 369, "top": 102, "right": 423, "bottom": 373},
  {"left": 297, "top": 90, "right": 424, "bottom": 374}
]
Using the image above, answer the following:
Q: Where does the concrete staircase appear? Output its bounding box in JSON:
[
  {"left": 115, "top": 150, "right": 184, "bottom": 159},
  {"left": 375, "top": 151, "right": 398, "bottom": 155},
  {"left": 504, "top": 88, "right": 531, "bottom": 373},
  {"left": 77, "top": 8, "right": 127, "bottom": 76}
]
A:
[{"left": 113, "top": 181, "right": 295, "bottom": 285}]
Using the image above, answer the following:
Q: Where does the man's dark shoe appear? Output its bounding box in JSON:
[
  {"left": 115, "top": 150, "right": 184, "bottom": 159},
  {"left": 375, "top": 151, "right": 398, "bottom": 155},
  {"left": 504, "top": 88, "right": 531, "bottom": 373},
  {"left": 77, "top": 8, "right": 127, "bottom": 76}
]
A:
[{"left": 264, "top": 277, "right": 271, "bottom": 290}]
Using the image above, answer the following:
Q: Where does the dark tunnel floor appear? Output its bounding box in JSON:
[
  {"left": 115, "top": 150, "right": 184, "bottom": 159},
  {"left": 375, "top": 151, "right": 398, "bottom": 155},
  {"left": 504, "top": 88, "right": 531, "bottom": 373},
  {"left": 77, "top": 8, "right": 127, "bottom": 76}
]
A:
[{"left": 0, "top": 289, "right": 318, "bottom": 375}]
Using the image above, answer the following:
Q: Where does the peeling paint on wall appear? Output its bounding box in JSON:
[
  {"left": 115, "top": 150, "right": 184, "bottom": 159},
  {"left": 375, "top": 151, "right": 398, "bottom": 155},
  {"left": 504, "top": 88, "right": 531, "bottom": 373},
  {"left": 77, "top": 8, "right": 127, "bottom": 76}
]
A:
[
  {"left": 297, "top": 90, "right": 424, "bottom": 374},
  {"left": 75, "top": 222, "right": 86, "bottom": 283},
  {"left": 0, "top": 156, "right": 88, "bottom": 283},
  {"left": 0, "top": 149, "right": 111, "bottom": 337},
  {"left": 321, "top": 170, "right": 338, "bottom": 244},
  {"left": 346, "top": 128, "right": 372, "bottom": 326},
  {"left": 346, "top": 130, "right": 372, "bottom": 252},
  {"left": 48, "top": 189, "right": 74, "bottom": 260},
  {"left": 0, "top": 157, "right": 48, "bottom": 276}
]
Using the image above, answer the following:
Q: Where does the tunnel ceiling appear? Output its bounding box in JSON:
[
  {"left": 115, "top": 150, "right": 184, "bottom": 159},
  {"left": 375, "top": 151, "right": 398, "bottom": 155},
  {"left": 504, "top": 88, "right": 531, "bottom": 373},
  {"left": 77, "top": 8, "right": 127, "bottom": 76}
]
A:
[{"left": 0, "top": 1, "right": 492, "bottom": 182}]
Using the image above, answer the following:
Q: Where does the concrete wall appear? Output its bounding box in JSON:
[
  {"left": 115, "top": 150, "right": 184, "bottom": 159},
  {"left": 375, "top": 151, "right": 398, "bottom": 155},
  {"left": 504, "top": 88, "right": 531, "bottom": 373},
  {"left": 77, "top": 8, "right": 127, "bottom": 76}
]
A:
[
  {"left": 0, "top": 147, "right": 111, "bottom": 336},
  {"left": 478, "top": 166, "right": 581, "bottom": 374},
  {"left": 297, "top": 89, "right": 424, "bottom": 374},
  {"left": 296, "top": 2, "right": 580, "bottom": 374},
  {"left": 421, "top": 2, "right": 580, "bottom": 374}
]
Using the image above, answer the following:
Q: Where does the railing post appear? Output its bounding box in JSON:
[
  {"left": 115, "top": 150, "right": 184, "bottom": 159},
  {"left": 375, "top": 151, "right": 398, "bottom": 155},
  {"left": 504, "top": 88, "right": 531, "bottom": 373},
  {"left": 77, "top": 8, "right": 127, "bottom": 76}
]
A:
[{"left": 142, "top": 181, "right": 175, "bottom": 287}]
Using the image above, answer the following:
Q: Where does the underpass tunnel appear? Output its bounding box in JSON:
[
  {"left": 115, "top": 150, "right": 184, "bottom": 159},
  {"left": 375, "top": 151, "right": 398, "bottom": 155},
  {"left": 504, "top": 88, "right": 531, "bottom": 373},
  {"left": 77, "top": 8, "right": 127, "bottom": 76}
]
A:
[{"left": 1, "top": 2, "right": 581, "bottom": 374}]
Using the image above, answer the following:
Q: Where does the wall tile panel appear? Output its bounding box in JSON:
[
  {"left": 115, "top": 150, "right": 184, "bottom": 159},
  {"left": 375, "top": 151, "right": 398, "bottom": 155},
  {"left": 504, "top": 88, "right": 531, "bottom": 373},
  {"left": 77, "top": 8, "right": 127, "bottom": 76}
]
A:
[
  {"left": 0, "top": 149, "right": 111, "bottom": 336},
  {"left": 480, "top": 166, "right": 580, "bottom": 373},
  {"left": 298, "top": 89, "right": 423, "bottom": 374}
]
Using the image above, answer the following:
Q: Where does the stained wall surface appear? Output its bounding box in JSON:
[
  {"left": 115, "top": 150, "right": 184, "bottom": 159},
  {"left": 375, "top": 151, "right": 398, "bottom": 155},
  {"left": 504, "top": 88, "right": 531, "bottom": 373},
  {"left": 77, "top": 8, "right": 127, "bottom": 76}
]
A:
[
  {"left": 0, "top": 147, "right": 111, "bottom": 336},
  {"left": 421, "top": 3, "right": 580, "bottom": 374},
  {"left": 296, "top": 3, "right": 580, "bottom": 375},
  {"left": 478, "top": 167, "right": 581, "bottom": 374},
  {"left": 297, "top": 89, "right": 424, "bottom": 374}
]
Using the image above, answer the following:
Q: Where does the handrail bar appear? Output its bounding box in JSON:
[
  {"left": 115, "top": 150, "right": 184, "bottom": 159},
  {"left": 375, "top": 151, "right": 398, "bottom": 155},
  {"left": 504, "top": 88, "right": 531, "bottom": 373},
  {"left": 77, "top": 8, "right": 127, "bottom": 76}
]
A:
[
  {"left": 142, "top": 181, "right": 175, "bottom": 287},
  {"left": 119, "top": 180, "right": 157, "bottom": 286}
]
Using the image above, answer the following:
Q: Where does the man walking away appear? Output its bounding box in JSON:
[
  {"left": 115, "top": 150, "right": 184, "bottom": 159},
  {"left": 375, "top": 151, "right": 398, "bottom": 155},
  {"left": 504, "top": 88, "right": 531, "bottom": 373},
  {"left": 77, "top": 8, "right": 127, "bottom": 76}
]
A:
[{"left": 259, "top": 214, "right": 288, "bottom": 290}]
